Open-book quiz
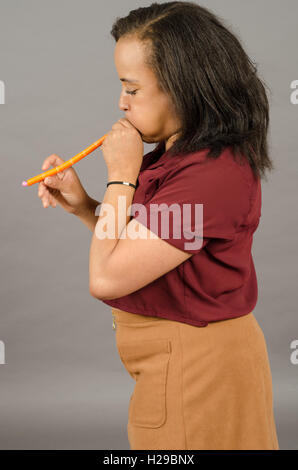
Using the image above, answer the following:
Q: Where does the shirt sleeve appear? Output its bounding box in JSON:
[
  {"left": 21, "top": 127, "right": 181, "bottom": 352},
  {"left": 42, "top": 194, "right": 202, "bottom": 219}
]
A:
[{"left": 132, "top": 156, "right": 251, "bottom": 254}]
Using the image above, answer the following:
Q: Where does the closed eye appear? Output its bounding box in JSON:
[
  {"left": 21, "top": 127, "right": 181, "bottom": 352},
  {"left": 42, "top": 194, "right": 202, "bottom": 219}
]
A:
[{"left": 125, "top": 90, "right": 137, "bottom": 95}]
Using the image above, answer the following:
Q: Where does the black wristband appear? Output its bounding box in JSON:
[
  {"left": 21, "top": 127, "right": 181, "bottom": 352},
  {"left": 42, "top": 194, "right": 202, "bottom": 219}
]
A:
[{"left": 107, "top": 180, "right": 137, "bottom": 189}]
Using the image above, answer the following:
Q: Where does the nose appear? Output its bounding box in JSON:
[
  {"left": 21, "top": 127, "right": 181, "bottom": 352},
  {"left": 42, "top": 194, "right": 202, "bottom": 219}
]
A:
[{"left": 118, "top": 90, "right": 129, "bottom": 112}]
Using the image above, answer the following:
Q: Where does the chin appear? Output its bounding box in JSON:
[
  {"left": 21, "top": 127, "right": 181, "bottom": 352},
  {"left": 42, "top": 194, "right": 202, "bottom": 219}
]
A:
[{"left": 141, "top": 135, "right": 158, "bottom": 144}]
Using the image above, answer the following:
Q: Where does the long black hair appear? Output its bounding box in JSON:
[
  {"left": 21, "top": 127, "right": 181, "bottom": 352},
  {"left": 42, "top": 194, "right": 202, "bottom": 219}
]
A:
[{"left": 111, "top": 1, "right": 274, "bottom": 181}]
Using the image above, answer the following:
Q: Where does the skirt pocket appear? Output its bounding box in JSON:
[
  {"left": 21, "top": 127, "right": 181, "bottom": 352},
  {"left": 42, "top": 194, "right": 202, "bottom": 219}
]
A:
[{"left": 117, "top": 338, "right": 172, "bottom": 429}]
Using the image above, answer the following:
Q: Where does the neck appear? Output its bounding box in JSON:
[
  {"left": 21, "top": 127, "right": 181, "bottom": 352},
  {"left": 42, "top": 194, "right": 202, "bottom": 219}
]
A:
[{"left": 165, "top": 131, "right": 180, "bottom": 151}]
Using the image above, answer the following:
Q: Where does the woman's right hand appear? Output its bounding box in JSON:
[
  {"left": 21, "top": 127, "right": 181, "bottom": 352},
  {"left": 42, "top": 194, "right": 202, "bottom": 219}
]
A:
[{"left": 38, "top": 154, "right": 90, "bottom": 215}]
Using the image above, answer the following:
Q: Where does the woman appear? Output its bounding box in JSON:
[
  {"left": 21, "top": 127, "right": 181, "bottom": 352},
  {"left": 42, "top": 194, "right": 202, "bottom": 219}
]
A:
[{"left": 38, "top": 2, "right": 279, "bottom": 450}]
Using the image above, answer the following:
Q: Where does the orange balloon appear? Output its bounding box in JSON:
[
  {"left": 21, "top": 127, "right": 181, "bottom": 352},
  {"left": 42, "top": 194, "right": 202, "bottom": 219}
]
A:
[{"left": 22, "top": 134, "right": 108, "bottom": 187}]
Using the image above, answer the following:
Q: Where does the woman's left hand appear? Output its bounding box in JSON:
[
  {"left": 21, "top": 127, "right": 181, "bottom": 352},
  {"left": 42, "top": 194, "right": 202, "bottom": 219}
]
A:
[{"left": 101, "top": 118, "right": 144, "bottom": 182}]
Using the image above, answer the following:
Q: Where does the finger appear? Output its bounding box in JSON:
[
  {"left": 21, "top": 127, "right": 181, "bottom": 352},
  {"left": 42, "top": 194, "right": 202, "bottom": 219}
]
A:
[
  {"left": 42, "top": 191, "right": 50, "bottom": 207},
  {"left": 39, "top": 179, "right": 47, "bottom": 190},
  {"left": 42, "top": 154, "right": 65, "bottom": 171},
  {"left": 51, "top": 196, "right": 57, "bottom": 208},
  {"left": 40, "top": 187, "right": 50, "bottom": 207},
  {"left": 44, "top": 175, "right": 60, "bottom": 188},
  {"left": 111, "top": 119, "right": 128, "bottom": 130},
  {"left": 118, "top": 118, "right": 132, "bottom": 128},
  {"left": 56, "top": 170, "right": 65, "bottom": 180},
  {"left": 38, "top": 182, "right": 47, "bottom": 198},
  {"left": 48, "top": 195, "right": 56, "bottom": 208},
  {"left": 111, "top": 122, "right": 122, "bottom": 130},
  {"left": 44, "top": 195, "right": 53, "bottom": 208}
]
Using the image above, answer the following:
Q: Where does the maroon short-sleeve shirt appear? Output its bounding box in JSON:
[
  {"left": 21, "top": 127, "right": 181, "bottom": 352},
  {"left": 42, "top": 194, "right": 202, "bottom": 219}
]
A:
[{"left": 102, "top": 142, "right": 261, "bottom": 327}]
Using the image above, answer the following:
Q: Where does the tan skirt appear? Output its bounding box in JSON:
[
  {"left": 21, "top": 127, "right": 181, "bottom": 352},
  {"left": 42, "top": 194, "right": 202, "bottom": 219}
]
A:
[{"left": 111, "top": 307, "right": 280, "bottom": 450}]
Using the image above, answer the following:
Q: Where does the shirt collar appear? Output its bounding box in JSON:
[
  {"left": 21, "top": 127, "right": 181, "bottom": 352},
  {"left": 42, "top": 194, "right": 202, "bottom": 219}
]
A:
[{"left": 140, "top": 141, "right": 173, "bottom": 171}]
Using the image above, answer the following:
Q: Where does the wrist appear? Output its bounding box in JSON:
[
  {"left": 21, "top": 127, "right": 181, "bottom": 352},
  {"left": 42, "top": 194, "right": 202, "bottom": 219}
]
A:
[
  {"left": 74, "top": 195, "right": 98, "bottom": 218},
  {"left": 108, "top": 174, "right": 138, "bottom": 185}
]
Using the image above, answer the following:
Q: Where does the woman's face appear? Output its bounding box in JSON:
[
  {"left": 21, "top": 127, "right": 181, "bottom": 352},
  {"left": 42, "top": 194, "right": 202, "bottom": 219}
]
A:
[{"left": 114, "top": 36, "right": 181, "bottom": 150}]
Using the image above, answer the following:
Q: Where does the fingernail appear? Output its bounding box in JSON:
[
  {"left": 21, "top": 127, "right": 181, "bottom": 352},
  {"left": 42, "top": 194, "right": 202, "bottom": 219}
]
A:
[{"left": 45, "top": 177, "right": 51, "bottom": 184}]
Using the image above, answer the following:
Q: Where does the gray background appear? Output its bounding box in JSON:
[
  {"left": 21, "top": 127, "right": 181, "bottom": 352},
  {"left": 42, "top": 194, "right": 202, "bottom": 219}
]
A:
[{"left": 0, "top": 0, "right": 297, "bottom": 450}]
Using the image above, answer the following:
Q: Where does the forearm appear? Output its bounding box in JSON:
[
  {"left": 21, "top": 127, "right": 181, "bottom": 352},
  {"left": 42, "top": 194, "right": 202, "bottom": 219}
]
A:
[
  {"left": 75, "top": 196, "right": 102, "bottom": 233},
  {"left": 89, "top": 176, "right": 136, "bottom": 295}
]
